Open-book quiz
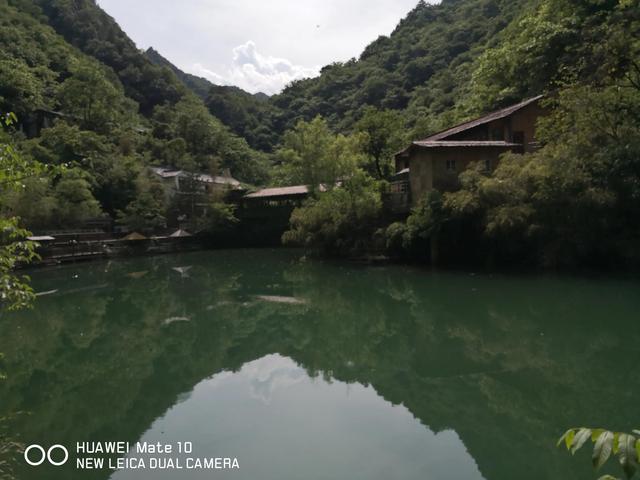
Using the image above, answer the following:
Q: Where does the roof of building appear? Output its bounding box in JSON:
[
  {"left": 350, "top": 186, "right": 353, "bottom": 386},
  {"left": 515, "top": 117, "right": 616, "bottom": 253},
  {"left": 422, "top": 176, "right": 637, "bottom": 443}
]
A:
[
  {"left": 390, "top": 168, "right": 410, "bottom": 181},
  {"left": 123, "top": 232, "right": 148, "bottom": 241},
  {"left": 244, "top": 185, "right": 309, "bottom": 199},
  {"left": 413, "top": 140, "right": 521, "bottom": 148},
  {"left": 421, "top": 95, "right": 544, "bottom": 142},
  {"left": 149, "top": 167, "right": 240, "bottom": 186},
  {"left": 150, "top": 167, "right": 181, "bottom": 178},
  {"left": 27, "top": 235, "right": 56, "bottom": 241},
  {"left": 194, "top": 173, "right": 240, "bottom": 186},
  {"left": 169, "top": 229, "right": 192, "bottom": 238}
]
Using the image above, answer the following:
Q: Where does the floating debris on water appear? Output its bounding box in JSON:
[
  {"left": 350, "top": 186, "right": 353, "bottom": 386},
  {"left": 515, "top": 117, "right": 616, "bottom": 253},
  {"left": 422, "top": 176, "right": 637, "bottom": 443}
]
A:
[
  {"left": 127, "top": 270, "right": 148, "bottom": 279},
  {"left": 255, "top": 295, "right": 307, "bottom": 305},
  {"left": 35, "top": 289, "right": 58, "bottom": 297},
  {"left": 162, "top": 316, "right": 191, "bottom": 326},
  {"left": 172, "top": 266, "right": 192, "bottom": 278}
]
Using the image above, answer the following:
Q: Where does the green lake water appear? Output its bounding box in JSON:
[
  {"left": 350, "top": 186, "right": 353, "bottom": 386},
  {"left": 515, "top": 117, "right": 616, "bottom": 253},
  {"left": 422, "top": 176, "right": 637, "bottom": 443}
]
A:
[{"left": 1, "top": 249, "right": 639, "bottom": 480}]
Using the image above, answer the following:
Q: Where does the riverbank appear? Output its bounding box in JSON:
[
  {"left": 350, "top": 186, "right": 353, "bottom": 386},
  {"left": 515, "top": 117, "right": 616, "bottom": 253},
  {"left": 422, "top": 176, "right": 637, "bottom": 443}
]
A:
[{"left": 25, "top": 231, "right": 203, "bottom": 267}]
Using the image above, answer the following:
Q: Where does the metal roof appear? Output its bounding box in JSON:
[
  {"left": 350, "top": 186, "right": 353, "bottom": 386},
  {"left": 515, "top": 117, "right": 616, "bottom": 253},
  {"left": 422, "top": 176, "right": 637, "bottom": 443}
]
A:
[
  {"left": 195, "top": 173, "right": 240, "bottom": 186},
  {"left": 421, "top": 95, "right": 544, "bottom": 141},
  {"left": 150, "top": 167, "right": 240, "bottom": 185},
  {"left": 27, "top": 235, "right": 55, "bottom": 241},
  {"left": 244, "top": 185, "right": 309, "bottom": 199},
  {"left": 149, "top": 167, "right": 181, "bottom": 178},
  {"left": 412, "top": 140, "right": 521, "bottom": 148}
]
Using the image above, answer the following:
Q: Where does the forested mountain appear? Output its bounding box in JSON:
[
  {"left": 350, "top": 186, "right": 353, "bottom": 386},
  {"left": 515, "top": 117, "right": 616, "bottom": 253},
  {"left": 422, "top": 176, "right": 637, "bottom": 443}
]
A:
[
  {"left": 269, "top": 0, "right": 534, "bottom": 140},
  {"left": 271, "top": 0, "right": 640, "bottom": 269},
  {"left": 144, "top": 47, "right": 213, "bottom": 102},
  {"left": 1, "top": 0, "right": 638, "bottom": 268},
  {"left": 0, "top": 0, "right": 268, "bottom": 232},
  {"left": 144, "top": 47, "right": 280, "bottom": 151},
  {"left": 135, "top": 0, "right": 544, "bottom": 151}
]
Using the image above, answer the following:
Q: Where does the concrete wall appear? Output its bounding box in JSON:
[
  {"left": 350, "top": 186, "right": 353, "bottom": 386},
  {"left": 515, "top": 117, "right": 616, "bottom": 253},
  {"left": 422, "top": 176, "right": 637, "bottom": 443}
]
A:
[
  {"left": 409, "top": 146, "right": 513, "bottom": 203},
  {"left": 406, "top": 101, "right": 547, "bottom": 203},
  {"left": 409, "top": 150, "right": 434, "bottom": 202}
]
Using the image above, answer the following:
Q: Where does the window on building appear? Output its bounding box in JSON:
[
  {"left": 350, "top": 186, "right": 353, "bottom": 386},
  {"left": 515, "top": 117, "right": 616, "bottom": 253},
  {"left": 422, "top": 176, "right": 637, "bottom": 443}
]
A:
[
  {"left": 484, "top": 159, "right": 491, "bottom": 171},
  {"left": 491, "top": 128, "right": 503, "bottom": 140},
  {"left": 446, "top": 159, "right": 456, "bottom": 171}
]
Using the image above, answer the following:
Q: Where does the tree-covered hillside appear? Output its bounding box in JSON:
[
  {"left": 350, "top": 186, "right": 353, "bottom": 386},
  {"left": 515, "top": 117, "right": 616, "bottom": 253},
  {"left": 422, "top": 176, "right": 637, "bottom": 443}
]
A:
[
  {"left": 144, "top": 47, "right": 213, "bottom": 102},
  {"left": 144, "top": 47, "right": 280, "bottom": 152},
  {"left": 0, "top": 0, "right": 268, "bottom": 233},
  {"left": 135, "top": 0, "right": 544, "bottom": 152},
  {"left": 269, "top": 0, "right": 534, "bottom": 140}
]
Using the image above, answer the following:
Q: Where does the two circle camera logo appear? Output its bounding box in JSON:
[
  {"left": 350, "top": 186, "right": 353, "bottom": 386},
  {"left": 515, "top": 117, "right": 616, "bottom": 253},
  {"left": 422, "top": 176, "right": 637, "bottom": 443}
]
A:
[{"left": 24, "top": 444, "right": 69, "bottom": 467}]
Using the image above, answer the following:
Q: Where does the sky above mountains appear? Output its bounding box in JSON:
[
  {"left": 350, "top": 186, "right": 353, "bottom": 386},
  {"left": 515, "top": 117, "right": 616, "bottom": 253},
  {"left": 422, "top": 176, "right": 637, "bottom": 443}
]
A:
[{"left": 97, "top": 0, "right": 419, "bottom": 94}]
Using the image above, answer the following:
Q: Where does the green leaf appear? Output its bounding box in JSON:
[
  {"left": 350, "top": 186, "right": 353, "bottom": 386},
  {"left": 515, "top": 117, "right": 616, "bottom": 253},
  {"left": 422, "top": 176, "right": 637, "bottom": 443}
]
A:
[
  {"left": 593, "top": 431, "right": 614, "bottom": 470},
  {"left": 558, "top": 429, "right": 576, "bottom": 449},
  {"left": 617, "top": 434, "right": 637, "bottom": 479},
  {"left": 593, "top": 429, "right": 606, "bottom": 441},
  {"left": 597, "top": 475, "right": 619, "bottom": 480},
  {"left": 572, "top": 428, "right": 592, "bottom": 455}
]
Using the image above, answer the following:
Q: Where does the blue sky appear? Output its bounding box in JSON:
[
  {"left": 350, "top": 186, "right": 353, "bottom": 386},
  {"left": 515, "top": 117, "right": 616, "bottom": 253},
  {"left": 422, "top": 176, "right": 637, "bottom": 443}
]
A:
[{"left": 97, "top": 0, "right": 420, "bottom": 94}]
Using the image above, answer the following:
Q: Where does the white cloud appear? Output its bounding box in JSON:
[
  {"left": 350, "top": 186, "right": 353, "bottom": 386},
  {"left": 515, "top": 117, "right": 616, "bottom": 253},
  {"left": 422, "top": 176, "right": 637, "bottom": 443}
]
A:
[{"left": 193, "top": 41, "right": 320, "bottom": 95}]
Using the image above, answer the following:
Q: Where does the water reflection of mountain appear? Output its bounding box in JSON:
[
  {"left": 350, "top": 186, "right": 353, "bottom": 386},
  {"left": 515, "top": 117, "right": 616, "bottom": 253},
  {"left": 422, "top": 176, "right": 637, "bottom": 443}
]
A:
[{"left": 1, "top": 250, "right": 639, "bottom": 479}]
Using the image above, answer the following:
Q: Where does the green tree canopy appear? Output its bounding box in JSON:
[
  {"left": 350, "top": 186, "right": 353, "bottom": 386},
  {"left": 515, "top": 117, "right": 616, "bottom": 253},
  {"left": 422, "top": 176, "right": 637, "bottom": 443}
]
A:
[{"left": 276, "top": 116, "right": 366, "bottom": 192}]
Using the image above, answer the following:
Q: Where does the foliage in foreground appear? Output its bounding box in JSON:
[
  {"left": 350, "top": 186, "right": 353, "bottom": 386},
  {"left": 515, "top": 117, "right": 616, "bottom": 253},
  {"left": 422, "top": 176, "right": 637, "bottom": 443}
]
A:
[
  {"left": 1, "top": 114, "right": 53, "bottom": 311},
  {"left": 558, "top": 428, "right": 640, "bottom": 480},
  {"left": 0, "top": 422, "right": 22, "bottom": 480}
]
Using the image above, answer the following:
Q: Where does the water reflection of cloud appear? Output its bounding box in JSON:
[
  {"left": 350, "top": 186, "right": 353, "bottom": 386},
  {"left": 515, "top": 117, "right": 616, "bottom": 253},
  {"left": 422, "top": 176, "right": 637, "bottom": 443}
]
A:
[
  {"left": 240, "top": 354, "right": 307, "bottom": 404},
  {"left": 172, "top": 265, "right": 192, "bottom": 278}
]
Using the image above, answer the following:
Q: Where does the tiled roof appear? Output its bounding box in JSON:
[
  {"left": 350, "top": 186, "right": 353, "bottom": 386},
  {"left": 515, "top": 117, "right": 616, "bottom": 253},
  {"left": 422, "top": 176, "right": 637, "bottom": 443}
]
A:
[{"left": 421, "top": 95, "right": 544, "bottom": 141}]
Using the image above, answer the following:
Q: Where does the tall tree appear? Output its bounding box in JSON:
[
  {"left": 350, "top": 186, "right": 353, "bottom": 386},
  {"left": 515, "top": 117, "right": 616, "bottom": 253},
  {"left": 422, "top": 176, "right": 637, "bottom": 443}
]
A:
[
  {"left": 355, "top": 107, "right": 406, "bottom": 179},
  {"left": 276, "top": 116, "right": 366, "bottom": 192}
]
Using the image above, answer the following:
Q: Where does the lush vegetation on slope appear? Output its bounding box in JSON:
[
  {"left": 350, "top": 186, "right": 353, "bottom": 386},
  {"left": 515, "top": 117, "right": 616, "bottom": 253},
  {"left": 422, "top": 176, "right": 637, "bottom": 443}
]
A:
[
  {"left": 270, "top": 0, "right": 533, "bottom": 141},
  {"left": 0, "top": 0, "right": 268, "bottom": 234},
  {"left": 144, "top": 47, "right": 280, "bottom": 152},
  {"left": 387, "top": 0, "right": 640, "bottom": 268},
  {"left": 280, "top": 0, "right": 640, "bottom": 270},
  {"left": 1, "top": 0, "right": 639, "bottom": 271},
  {"left": 137, "top": 0, "right": 541, "bottom": 152},
  {"left": 144, "top": 47, "right": 213, "bottom": 102}
]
